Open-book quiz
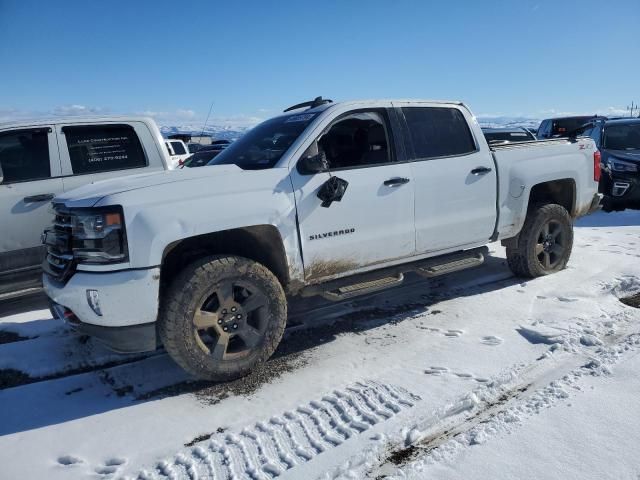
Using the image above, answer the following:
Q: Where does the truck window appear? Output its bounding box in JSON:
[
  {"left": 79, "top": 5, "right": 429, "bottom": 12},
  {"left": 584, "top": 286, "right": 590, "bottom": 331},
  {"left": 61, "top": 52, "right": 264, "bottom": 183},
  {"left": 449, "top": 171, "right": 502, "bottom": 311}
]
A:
[
  {"left": 402, "top": 107, "right": 476, "bottom": 160},
  {"left": 0, "top": 129, "right": 51, "bottom": 183},
  {"left": 316, "top": 110, "right": 391, "bottom": 170},
  {"left": 170, "top": 141, "right": 186, "bottom": 155},
  {"left": 63, "top": 124, "right": 147, "bottom": 175},
  {"left": 209, "top": 113, "right": 317, "bottom": 170}
]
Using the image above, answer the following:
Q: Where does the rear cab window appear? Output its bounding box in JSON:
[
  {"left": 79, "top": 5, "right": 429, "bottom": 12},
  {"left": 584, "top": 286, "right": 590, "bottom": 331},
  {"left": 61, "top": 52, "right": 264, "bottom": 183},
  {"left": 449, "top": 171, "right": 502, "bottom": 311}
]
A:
[
  {"left": 62, "top": 124, "right": 148, "bottom": 175},
  {"left": 170, "top": 141, "right": 186, "bottom": 155},
  {"left": 401, "top": 107, "right": 476, "bottom": 160}
]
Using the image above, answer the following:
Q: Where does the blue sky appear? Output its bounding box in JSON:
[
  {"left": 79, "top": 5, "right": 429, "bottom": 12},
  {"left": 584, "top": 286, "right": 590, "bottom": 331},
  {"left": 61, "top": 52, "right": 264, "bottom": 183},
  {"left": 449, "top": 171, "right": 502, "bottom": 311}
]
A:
[{"left": 1, "top": 0, "right": 638, "bottom": 125}]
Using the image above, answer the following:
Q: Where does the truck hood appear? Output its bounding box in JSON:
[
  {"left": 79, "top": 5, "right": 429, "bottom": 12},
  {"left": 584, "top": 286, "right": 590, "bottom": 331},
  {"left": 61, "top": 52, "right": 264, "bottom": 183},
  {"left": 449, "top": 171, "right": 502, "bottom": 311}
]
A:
[
  {"left": 604, "top": 149, "right": 640, "bottom": 164},
  {"left": 55, "top": 165, "right": 244, "bottom": 207}
]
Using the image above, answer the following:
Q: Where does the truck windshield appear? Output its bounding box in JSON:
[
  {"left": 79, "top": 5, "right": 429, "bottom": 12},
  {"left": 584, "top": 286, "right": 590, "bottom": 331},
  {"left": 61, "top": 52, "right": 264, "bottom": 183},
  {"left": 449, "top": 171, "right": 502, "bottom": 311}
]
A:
[
  {"left": 603, "top": 124, "right": 640, "bottom": 150},
  {"left": 207, "top": 113, "right": 317, "bottom": 170}
]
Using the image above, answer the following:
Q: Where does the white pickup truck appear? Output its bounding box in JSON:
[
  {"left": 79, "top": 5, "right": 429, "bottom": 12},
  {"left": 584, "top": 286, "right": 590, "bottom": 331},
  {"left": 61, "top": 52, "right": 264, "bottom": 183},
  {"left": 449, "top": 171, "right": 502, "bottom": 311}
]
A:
[
  {"left": 0, "top": 116, "right": 172, "bottom": 299},
  {"left": 42, "top": 98, "right": 601, "bottom": 380}
]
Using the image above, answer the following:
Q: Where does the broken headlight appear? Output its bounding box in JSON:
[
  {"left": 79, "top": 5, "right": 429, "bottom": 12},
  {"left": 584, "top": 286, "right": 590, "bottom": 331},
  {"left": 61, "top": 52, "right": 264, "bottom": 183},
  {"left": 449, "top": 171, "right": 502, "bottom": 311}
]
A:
[{"left": 71, "top": 207, "right": 128, "bottom": 264}]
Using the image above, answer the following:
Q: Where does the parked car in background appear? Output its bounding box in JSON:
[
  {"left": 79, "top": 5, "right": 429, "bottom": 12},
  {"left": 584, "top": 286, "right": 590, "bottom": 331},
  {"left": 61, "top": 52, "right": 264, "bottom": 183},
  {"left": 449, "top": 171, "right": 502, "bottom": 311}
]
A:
[
  {"left": 164, "top": 139, "right": 190, "bottom": 168},
  {"left": 181, "top": 142, "right": 230, "bottom": 168},
  {"left": 537, "top": 115, "right": 606, "bottom": 139},
  {"left": 187, "top": 140, "right": 231, "bottom": 153},
  {"left": 181, "top": 148, "right": 224, "bottom": 168},
  {"left": 523, "top": 127, "right": 538, "bottom": 138},
  {"left": 43, "top": 98, "right": 600, "bottom": 380},
  {"left": 0, "top": 116, "right": 172, "bottom": 299},
  {"left": 482, "top": 127, "right": 536, "bottom": 145},
  {"left": 581, "top": 118, "right": 640, "bottom": 211}
]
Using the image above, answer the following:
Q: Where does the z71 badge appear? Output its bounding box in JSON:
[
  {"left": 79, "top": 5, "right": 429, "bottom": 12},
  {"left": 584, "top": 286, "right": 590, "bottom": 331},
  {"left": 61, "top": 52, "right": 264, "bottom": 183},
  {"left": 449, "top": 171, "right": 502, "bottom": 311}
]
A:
[{"left": 309, "top": 228, "right": 355, "bottom": 241}]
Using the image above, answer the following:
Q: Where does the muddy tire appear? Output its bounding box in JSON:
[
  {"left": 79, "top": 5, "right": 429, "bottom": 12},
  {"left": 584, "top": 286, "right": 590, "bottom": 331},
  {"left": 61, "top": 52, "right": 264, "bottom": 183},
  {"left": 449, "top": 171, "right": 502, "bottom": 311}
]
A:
[
  {"left": 506, "top": 203, "right": 573, "bottom": 278},
  {"left": 158, "top": 255, "right": 287, "bottom": 381}
]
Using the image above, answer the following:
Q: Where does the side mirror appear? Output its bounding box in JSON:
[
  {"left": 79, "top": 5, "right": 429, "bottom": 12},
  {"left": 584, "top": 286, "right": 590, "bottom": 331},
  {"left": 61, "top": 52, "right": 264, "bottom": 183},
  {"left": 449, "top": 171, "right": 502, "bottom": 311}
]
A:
[
  {"left": 317, "top": 176, "right": 348, "bottom": 208},
  {"left": 298, "top": 151, "right": 329, "bottom": 175}
]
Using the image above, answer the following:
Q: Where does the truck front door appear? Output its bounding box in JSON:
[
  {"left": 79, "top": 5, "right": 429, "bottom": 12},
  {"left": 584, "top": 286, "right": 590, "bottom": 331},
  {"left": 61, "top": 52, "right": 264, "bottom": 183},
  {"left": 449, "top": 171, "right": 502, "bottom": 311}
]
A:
[
  {"left": 396, "top": 104, "right": 497, "bottom": 253},
  {"left": 290, "top": 108, "right": 415, "bottom": 282}
]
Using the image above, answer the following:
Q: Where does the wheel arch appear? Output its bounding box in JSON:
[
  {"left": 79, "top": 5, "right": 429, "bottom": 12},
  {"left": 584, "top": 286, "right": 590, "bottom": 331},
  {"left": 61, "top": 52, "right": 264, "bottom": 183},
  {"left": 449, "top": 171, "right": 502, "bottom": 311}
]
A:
[
  {"left": 160, "top": 225, "right": 290, "bottom": 295},
  {"left": 527, "top": 178, "right": 576, "bottom": 216},
  {"left": 502, "top": 178, "right": 576, "bottom": 249}
]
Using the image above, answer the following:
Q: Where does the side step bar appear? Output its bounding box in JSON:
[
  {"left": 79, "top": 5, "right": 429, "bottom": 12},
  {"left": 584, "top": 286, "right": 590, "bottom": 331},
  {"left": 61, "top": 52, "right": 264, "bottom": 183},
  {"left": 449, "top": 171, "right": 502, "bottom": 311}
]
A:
[
  {"left": 321, "top": 274, "right": 404, "bottom": 301},
  {"left": 300, "top": 246, "right": 488, "bottom": 302},
  {"left": 417, "top": 252, "right": 485, "bottom": 278},
  {"left": 0, "top": 287, "right": 43, "bottom": 302}
]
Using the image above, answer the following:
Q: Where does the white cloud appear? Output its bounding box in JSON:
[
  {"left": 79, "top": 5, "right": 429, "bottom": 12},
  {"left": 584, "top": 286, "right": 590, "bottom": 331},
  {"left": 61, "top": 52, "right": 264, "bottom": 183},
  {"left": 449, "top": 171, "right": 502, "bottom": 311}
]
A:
[
  {"left": 0, "top": 105, "right": 265, "bottom": 129},
  {"left": 52, "top": 104, "right": 107, "bottom": 116}
]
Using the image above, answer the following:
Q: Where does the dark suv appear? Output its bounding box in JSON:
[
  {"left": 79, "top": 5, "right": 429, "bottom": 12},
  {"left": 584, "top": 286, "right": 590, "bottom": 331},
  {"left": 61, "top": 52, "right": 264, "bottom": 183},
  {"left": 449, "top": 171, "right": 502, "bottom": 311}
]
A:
[
  {"left": 581, "top": 118, "right": 640, "bottom": 211},
  {"left": 537, "top": 115, "right": 606, "bottom": 139}
]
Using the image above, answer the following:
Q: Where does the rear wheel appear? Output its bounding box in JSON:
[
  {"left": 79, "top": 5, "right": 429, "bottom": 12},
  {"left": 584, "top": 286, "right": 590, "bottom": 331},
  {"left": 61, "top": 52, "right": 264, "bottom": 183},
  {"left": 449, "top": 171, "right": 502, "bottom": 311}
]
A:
[
  {"left": 159, "top": 255, "right": 287, "bottom": 381},
  {"left": 506, "top": 203, "right": 573, "bottom": 278}
]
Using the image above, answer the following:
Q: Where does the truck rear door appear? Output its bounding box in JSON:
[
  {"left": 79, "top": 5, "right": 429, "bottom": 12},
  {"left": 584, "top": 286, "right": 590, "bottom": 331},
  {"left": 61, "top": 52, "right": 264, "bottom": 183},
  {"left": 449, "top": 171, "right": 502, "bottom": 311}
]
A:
[
  {"left": 56, "top": 121, "right": 165, "bottom": 193},
  {"left": 395, "top": 104, "right": 497, "bottom": 253}
]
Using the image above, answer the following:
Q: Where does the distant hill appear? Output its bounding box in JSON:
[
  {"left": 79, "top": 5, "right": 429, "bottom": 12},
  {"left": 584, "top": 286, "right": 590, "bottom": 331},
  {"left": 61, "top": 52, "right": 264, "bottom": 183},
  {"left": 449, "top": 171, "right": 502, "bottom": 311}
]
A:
[{"left": 159, "top": 124, "right": 250, "bottom": 141}]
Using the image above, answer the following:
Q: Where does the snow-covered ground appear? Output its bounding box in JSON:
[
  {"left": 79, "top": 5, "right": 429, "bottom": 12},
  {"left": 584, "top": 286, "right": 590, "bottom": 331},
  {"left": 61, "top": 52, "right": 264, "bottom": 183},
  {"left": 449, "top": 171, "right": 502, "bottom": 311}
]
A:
[{"left": 0, "top": 209, "right": 638, "bottom": 480}]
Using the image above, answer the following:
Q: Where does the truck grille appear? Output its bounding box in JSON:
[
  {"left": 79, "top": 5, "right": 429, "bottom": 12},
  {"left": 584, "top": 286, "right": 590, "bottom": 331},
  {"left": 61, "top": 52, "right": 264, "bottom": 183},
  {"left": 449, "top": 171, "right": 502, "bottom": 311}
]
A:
[{"left": 42, "top": 206, "right": 76, "bottom": 283}]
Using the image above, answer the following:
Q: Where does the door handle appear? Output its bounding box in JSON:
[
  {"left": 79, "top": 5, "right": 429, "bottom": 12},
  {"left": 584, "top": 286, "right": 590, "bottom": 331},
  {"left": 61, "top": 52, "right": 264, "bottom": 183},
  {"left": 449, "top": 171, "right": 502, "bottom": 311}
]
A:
[
  {"left": 23, "top": 193, "right": 55, "bottom": 203},
  {"left": 383, "top": 177, "right": 410, "bottom": 187},
  {"left": 470, "top": 167, "right": 492, "bottom": 175}
]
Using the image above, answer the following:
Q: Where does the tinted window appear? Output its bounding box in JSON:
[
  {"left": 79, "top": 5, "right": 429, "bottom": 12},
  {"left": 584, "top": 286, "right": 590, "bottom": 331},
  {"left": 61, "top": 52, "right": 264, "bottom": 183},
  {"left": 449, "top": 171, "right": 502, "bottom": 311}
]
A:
[
  {"left": 209, "top": 113, "right": 316, "bottom": 170},
  {"left": 0, "top": 129, "right": 51, "bottom": 183},
  {"left": 483, "top": 130, "right": 534, "bottom": 145},
  {"left": 170, "top": 141, "right": 186, "bottom": 155},
  {"left": 551, "top": 117, "right": 595, "bottom": 137},
  {"left": 184, "top": 150, "right": 222, "bottom": 168},
  {"left": 402, "top": 107, "right": 476, "bottom": 159},
  {"left": 64, "top": 124, "right": 147, "bottom": 174},
  {"left": 537, "top": 120, "right": 549, "bottom": 138},
  {"left": 314, "top": 110, "right": 391, "bottom": 170},
  {"left": 603, "top": 123, "right": 640, "bottom": 150}
]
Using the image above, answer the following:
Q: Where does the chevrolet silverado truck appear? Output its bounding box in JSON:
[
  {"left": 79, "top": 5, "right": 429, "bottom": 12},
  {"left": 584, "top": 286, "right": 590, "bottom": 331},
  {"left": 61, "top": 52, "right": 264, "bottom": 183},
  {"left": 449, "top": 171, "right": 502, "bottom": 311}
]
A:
[
  {"left": 0, "top": 116, "right": 173, "bottom": 300},
  {"left": 42, "top": 98, "right": 601, "bottom": 380}
]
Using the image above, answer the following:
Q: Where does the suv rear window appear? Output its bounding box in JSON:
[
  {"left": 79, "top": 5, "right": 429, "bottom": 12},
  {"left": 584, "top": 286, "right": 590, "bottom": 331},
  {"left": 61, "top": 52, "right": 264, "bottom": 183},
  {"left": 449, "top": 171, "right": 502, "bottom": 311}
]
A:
[
  {"left": 402, "top": 107, "right": 476, "bottom": 159},
  {"left": 551, "top": 117, "right": 595, "bottom": 137},
  {"left": 0, "top": 128, "right": 51, "bottom": 183},
  {"left": 63, "top": 124, "right": 147, "bottom": 174},
  {"left": 170, "top": 141, "right": 186, "bottom": 155}
]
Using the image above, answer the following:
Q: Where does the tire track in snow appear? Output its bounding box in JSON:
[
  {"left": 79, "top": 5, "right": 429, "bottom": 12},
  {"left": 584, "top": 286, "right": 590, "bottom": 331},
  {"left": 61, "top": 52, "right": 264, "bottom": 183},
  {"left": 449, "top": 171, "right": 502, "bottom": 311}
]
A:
[
  {"left": 136, "top": 380, "right": 418, "bottom": 480},
  {"left": 321, "top": 330, "right": 640, "bottom": 480}
]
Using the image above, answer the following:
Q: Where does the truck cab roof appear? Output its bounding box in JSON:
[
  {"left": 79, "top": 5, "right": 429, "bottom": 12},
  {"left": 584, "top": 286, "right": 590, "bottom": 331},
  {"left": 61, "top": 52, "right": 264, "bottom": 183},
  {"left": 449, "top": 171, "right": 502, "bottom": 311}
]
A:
[{"left": 0, "top": 115, "right": 157, "bottom": 130}]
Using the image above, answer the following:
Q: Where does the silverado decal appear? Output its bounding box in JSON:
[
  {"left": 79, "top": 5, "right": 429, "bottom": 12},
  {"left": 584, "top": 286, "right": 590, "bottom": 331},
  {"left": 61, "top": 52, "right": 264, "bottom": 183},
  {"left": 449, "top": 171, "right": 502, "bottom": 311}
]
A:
[{"left": 309, "top": 228, "right": 355, "bottom": 241}]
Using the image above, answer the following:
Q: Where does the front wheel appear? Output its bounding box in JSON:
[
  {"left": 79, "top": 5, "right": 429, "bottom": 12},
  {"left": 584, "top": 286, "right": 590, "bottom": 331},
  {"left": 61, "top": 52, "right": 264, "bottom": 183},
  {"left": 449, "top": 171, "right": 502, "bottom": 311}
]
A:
[
  {"left": 158, "top": 255, "right": 287, "bottom": 381},
  {"left": 506, "top": 203, "right": 573, "bottom": 278}
]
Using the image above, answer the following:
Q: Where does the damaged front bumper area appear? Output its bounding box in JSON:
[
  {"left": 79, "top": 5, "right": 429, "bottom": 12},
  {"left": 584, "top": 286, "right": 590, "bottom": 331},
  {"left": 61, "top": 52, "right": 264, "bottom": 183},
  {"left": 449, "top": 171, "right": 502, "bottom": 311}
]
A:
[{"left": 43, "top": 267, "right": 161, "bottom": 353}]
